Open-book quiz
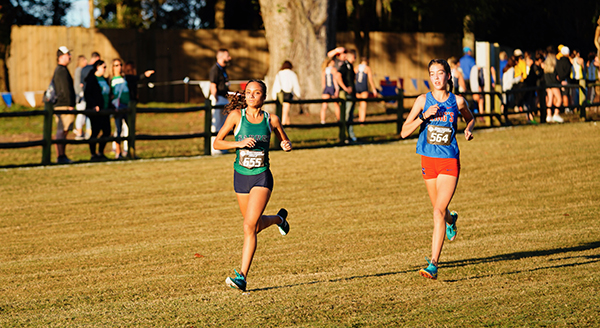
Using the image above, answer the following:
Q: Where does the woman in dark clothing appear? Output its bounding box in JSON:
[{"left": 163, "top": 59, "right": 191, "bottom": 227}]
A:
[{"left": 84, "top": 60, "right": 112, "bottom": 161}]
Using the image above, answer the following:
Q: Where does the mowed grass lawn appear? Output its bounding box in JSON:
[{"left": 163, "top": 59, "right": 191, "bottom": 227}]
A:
[{"left": 1, "top": 123, "right": 599, "bottom": 327}]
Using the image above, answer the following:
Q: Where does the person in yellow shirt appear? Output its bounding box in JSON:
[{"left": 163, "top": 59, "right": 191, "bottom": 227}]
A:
[
  {"left": 512, "top": 49, "right": 528, "bottom": 113},
  {"left": 513, "top": 49, "right": 528, "bottom": 81}
]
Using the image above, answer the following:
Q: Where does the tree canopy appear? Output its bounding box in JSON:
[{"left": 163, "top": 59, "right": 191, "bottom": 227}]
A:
[{"left": 1, "top": 0, "right": 599, "bottom": 92}]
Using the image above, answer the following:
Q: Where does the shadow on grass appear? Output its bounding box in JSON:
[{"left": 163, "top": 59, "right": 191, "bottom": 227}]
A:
[
  {"left": 443, "top": 241, "right": 600, "bottom": 282},
  {"left": 444, "top": 241, "right": 600, "bottom": 267},
  {"left": 250, "top": 241, "right": 600, "bottom": 291},
  {"left": 250, "top": 268, "right": 418, "bottom": 292}
]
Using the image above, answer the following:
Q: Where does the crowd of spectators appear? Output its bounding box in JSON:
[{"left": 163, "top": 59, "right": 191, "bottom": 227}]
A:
[
  {"left": 48, "top": 40, "right": 600, "bottom": 163},
  {"left": 451, "top": 44, "right": 600, "bottom": 124},
  {"left": 48, "top": 47, "right": 154, "bottom": 164}
]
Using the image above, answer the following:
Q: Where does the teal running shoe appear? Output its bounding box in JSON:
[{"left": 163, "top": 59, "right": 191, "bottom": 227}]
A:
[
  {"left": 419, "top": 257, "right": 438, "bottom": 280},
  {"left": 225, "top": 269, "right": 247, "bottom": 291},
  {"left": 277, "top": 208, "right": 290, "bottom": 236},
  {"left": 446, "top": 211, "right": 458, "bottom": 242}
]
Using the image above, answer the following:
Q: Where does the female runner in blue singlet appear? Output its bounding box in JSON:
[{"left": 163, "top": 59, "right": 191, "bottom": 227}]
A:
[
  {"left": 213, "top": 80, "right": 292, "bottom": 291},
  {"left": 401, "top": 59, "right": 475, "bottom": 280}
]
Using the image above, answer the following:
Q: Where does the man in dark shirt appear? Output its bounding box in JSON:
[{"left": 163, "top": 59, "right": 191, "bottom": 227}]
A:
[
  {"left": 53, "top": 46, "right": 76, "bottom": 164},
  {"left": 556, "top": 46, "right": 572, "bottom": 113},
  {"left": 74, "top": 52, "right": 100, "bottom": 140},
  {"left": 209, "top": 48, "right": 231, "bottom": 155},
  {"left": 335, "top": 49, "right": 357, "bottom": 142}
]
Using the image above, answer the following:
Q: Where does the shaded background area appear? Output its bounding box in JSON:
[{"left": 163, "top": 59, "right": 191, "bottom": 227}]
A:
[
  {"left": 7, "top": 25, "right": 460, "bottom": 106},
  {"left": 1, "top": 0, "right": 599, "bottom": 105}
]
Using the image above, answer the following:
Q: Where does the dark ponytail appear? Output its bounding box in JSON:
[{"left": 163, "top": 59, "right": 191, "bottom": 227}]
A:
[
  {"left": 428, "top": 59, "right": 453, "bottom": 93},
  {"left": 223, "top": 79, "right": 268, "bottom": 114},
  {"left": 223, "top": 92, "right": 246, "bottom": 114}
]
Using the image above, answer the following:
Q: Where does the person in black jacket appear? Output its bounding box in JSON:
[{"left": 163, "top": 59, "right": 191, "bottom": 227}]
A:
[
  {"left": 53, "top": 46, "right": 76, "bottom": 164},
  {"left": 523, "top": 51, "right": 544, "bottom": 122},
  {"left": 84, "top": 60, "right": 112, "bottom": 161},
  {"left": 556, "top": 46, "right": 572, "bottom": 115},
  {"left": 335, "top": 49, "right": 357, "bottom": 142}
]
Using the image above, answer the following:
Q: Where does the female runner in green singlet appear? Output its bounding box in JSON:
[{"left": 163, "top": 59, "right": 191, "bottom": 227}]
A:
[{"left": 214, "top": 80, "right": 292, "bottom": 291}]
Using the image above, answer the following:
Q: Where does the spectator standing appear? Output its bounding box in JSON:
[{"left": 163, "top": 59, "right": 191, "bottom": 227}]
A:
[
  {"left": 502, "top": 57, "right": 520, "bottom": 112},
  {"left": 543, "top": 55, "right": 563, "bottom": 123},
  {"left": 110, "top": 59, "right": 130, "bottom": 159},
  {"left": 76, "top": 52, "right": 100, "bottom": 139},
  {"left": 498, "top": 51, "right": 508, "bottom": 84},
  {"left": 469, "top": 65, "right": 484, "bottom": 115},
  {"left": 52, "top": 46, "right": 76, "bottom": 164},
  {"left": 513, "top": 49, "right": 528, "bottom": 81},
  {"left": 209, "top": 48, "right": 231, "bottom": 155},
  {"left": 335, "top": 49, "right": 357, "bottom": 142},
  {"left": 80, "top": 52, "right": 101, "bottom": 91},
  {"left": 585, "top": 52, "right": 599, "bottom": 104},
  {"left": 448, "top": 57, "right": 467, "bottom": 94},
  {"left": 556, "top": 46, "right": 572, "bottom": 112},
  {"left": 320, "top": 58, "right": 340, "bottom": 124},
  {"left": 113, "top": 61, "right": 154, "bottom": 157},
  {"left": 327, "top": 46, "right": 347, "bottom": 70},
  {"left": 459, "top": 47, "right": 476, "bottom": 90},
  {"left": 84, "top": 60, "right": 112, "bottom": 161},
  {"left": 271, "top": 60, "right": 301, "bottom": 126},
  {"left": 354, "top": 57, "right": 378, "bottom": 122},
  {"left": 123, "top": 61, "right": 154, "bottom": 101},
  {"left": 524, "top": 52, "right": 544, "bottom": 122},
  {"left": 570, "top": 49, "right": 585, "bottom": 106},
  {"left": 512, "top": 49, "right": 528, "bottom": 112},
  {"left": 73, "top": 55, "right": 87, "bottom": 140}
]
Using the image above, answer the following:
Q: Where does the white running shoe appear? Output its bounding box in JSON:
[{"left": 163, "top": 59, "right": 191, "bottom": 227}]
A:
[
  {"left": 552, "top": 114, "right": 564, "bottom": 123},
  {"left": 546, "top": 116, "right": 553, "bottom": 123}
]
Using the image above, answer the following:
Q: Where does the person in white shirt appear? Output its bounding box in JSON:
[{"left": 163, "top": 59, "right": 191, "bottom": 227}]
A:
[
  {"left": 271, "top": 61, "right": 301, "bottom": 125},
  {"left": 502, "top": 57, "right": 521, "bottom": 110}
]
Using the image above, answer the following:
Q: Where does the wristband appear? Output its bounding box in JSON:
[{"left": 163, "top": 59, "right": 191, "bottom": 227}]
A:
[{"left": 418, "top": 112, "right": 426, "bottom": 121}]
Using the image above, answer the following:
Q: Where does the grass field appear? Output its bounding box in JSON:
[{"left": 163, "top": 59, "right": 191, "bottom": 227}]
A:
[{"left": 1, "top": 122, "right": 599, "bottom": 327}]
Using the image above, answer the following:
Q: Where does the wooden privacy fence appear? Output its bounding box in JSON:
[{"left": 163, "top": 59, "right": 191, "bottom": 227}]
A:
[{"left": 0, "top": 86, "right": 597, "bottom": 166}]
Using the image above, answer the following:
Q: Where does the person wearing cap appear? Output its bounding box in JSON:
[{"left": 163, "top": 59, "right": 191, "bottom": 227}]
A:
[
  {"left": 459, "top": 47, "right": 475, "bottom": 91},
  {"left": 555, "top": 45, "right": 572, "bottom": 117},
  {"left": 53, "top": 46, "right": 76, "bottom": 164},
  {"left": 511, "top": 49, "right": 528, "bottom": 114},
  {"left": 513, "top": 49, "right": 528, "bottom": 81}
]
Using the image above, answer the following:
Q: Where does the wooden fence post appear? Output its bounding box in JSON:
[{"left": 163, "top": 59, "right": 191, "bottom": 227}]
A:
[
  {"left": 41, "top": 102, "right": 54, "bottom": 165},
  {"left": 339, "top": 91, "right": 347, "bottom": 143},
  {"left": 396, "top": 89, "right": 405, "bottom": 134},
  {"left": 539, "top": 87, "right": 547, "bottom": 124},
  {"left": 579, "top": 85, "right": 587, "bottom": 121},
  {"left": 127, "top": 101, "right": 137, "bottom": 159},
  {"left": 204, "top": 99, "right": 212, "bottom": 155}
]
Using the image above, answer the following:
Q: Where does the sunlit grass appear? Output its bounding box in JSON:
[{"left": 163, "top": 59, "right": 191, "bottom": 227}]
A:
[{"left": 1, "top": 122, "right": 599, "bottom": 326}]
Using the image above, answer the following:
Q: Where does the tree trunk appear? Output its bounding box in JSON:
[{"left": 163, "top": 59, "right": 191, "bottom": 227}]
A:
[
  {"left": 215, "top": 0, "right": 225, "bottom": 29},
  {"left": 259, "top": 0, "right": 330, "bottom": 109},
  {"left": 89, "top": 0, "right": 95, "bottom": 27}
]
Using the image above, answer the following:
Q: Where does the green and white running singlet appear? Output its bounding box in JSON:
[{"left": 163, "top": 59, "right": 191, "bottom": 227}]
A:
[{"left": 233, "top": 108, "right": 271, "bottom": 175}]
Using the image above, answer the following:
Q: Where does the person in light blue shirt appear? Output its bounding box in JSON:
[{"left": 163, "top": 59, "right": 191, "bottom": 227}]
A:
[{"left": 459, "top": 47, "right": 476, "bottom": 91}]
